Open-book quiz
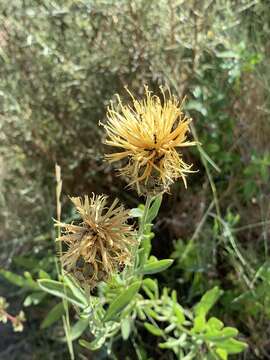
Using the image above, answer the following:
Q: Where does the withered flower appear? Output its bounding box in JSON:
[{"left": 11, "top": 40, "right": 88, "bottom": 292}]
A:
[
  {"left": 56, "top": 194, "right": 135, "bottom": 289},
  {"left": 0, "top": 298, "right": 25, "bottom": 332},
  {"left": 13, "top": 311, "right": 26, "bottom": 332},
  {"left": 102, "top": 86, "right": 197, "bottom": 195}
]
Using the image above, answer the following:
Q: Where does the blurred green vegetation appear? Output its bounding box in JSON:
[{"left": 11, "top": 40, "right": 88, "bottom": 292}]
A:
[{"left": 0, "top": 0, "right": 270, "bottom": 359}]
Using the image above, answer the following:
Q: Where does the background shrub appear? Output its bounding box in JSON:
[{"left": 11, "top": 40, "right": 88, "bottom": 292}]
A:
[{"left": 0, "top": 0, "right": 270, "bottom": 358}]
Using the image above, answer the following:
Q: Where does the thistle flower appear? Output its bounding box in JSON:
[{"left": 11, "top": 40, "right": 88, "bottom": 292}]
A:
[
  {"left": 102, "top": 86, "right": 197, "bottom": 195},
  {"left": 56, "top": 194, "right": 135, "bottom": 289}
]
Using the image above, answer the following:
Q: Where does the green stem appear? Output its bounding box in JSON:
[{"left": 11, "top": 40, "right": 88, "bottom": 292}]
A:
[
  {"left": 55, "top": 164, "right": 74, "bottom": 360},
  {"left": 131, "top": 195, "right": 152, "bottom": 274},
  {"left": 138, "top": 195, "right": 153, "bottom": 269},
  {"left": 138, "top": 195, "right": 152, "bottom": 240}
]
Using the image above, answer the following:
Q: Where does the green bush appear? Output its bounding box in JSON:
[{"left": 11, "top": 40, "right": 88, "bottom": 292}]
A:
[{"left": 1, "top": 0, "right": 270, "bottom": 359}]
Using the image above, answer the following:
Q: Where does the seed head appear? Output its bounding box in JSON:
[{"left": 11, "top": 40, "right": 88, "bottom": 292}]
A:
[
  {"left": 102, "top": 86, "right": 197, "bottom": 195},
  {"left": 56, "top": 194, "right": 136, "bottom": 289}
]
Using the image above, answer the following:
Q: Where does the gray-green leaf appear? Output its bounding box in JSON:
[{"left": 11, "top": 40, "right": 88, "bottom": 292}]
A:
[
  {"left": 146, "top": 195, "right": 163, "bottom": 223},
  {"left": 38, "top": 279, "right": 87, "bottom": 308},
  {"left": 144, "top": 322, "right": 164, "bottom": 336},
  {"left": 194, "top": 286, "right": 223, "bottom": 318},
  {"left": 141, "top": 259, "right": 173, "bottom": 275},
  {"left": 103, "top": 281, "right": 141, "bottom": 322},
  {"left": 41, "top": 302, "right": 65, "bottom": 329}
]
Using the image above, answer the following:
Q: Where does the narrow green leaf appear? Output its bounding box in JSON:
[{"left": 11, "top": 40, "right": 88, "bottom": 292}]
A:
[
  {"left": 221, "top": 327, "right": 239, "bottom": 337},
  {"left": 214, "top": 338, "right": 248, "bottom": 354},
  {"left": 215, "top": 348, "right": 228, "bottom": 360},
  {"left": 206, "top": 326, "right": 239, "bottom": 341},
  {"left": 142, "top": 284, "right": 154, "bottom": 300},
  {"left": 192, "top": 314, "right": 206, "bottom": 333},
  {"left": 143, "top": 278, "right": 158, "bottom": 298},
  {"left": 38, "top": 279, "right": 86, "bottom": 308},
  {"left": 24, "top": 292, "right": 46, "bottom": 307},
  {"left": 39, "top": 270, "right": 51, "bottom": 279},
  {"left": 24, "top": 271, "right": 38, "bottom": 289},
  {"left": 137, "top": 306, "right": 146, "bottom": 320},
  {"left": 0, "top": 269, "right": 24, "bottom": 287},
  {"left": 141, "top": 259, "right": 173, "bottom": 275},
  {"left": 41, "top": 302, "right": 65, "bottom": 329},
  {"left": 194, "top": 286, "right": 223, "bottom": 317},
  {"left": 0, "top": 269, "right": 38, "bottom": 289},
  {"left": 159, "top": 335, "right": 187, "bottom": 349},
  {"left": 63, "top": 275, "right": 88, "bottom": 307},
  {"left": 138, "top": 235, "right": 153, "bottom": 268},
  {"left": 143, "top": 278, "right": 157, "bottom": 292},
  {"left": 144, "top": 307, "right": 158, "bottom": 320},
  {"left": 207, "top": 317, "right": 224, "bottom": 330},
  {"left": 173, "top": 303, "right": 185, "bottom": 325},
  {"left": 121, "top": 318, "right": 131, "bottom": 340},
  {"left": 61, "top": 318, "right": 89, "bottom": 341},
  {"left": 79, "top": 339, "right": 92, "bottom": 350},
  {"left": 103, "top": 281, "right": 141, "bottom": 322},
  {"left": 147, "top": 195, "right": 162, "bottom": 223},
  {"left": 144, "top": 322, "right": 164, "bottom": 336},
  {"left": 79, "top": 335, "right": 106, "bottom": 351}
]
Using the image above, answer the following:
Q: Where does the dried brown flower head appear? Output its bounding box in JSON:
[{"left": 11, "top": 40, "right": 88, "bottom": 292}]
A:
[
  {"left": 56, "top": 194, "right": 135, "bottom": 289},
  {"left": 102, "top": 86, "right": 197, "bottom": 195}
]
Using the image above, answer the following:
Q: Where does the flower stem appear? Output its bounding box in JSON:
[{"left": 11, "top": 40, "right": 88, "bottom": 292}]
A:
[
  {"left": 55, "top": 164, "right": 74, "bottom": 360},
  {"left": 131, "top": 195, "right": 152, "bottom": 273},
  {"left": 138, "top": 195, "right": 152, "bottom": 240}
]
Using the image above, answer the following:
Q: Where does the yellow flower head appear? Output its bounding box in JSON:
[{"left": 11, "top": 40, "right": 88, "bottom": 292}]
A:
[
  {"left": 56, "top": 194, "right": 135, "bottom": 289},
  {"left": 102, "top": 86, "right": 197, "bottom": 195}
]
